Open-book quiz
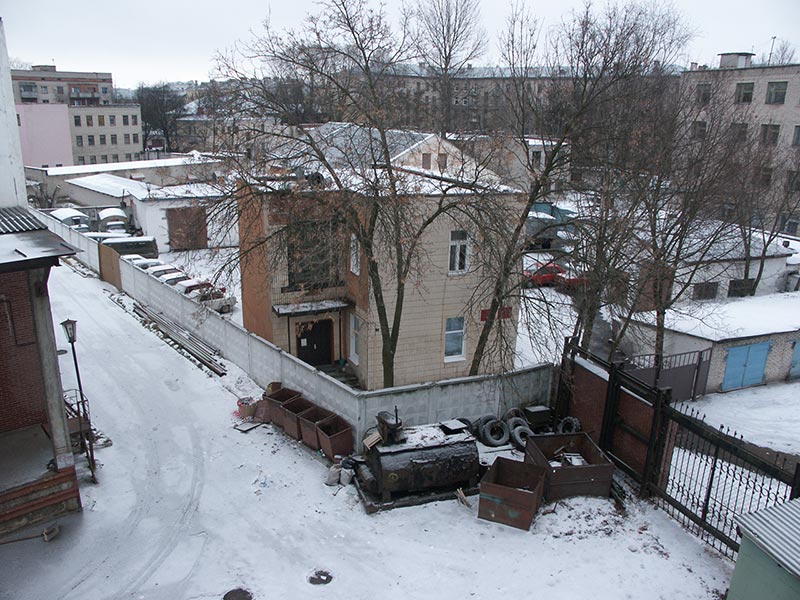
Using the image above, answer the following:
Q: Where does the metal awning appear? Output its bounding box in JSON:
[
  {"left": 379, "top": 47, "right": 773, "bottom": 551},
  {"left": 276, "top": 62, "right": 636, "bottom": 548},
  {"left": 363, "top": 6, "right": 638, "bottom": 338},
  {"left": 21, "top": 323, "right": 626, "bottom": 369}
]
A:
[
  {"left": 272, "top": 299, "right": 351, "bottom": 317},
  {"left": 0, "top": 229, "right": 78, "bottom": 273}
]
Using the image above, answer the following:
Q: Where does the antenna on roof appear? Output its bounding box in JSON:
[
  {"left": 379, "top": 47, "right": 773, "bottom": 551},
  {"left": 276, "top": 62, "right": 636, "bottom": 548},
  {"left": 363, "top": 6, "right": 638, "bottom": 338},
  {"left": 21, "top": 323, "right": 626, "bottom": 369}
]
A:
[{"left": 768, "top": 36, "right": 776, "bottom": 65}]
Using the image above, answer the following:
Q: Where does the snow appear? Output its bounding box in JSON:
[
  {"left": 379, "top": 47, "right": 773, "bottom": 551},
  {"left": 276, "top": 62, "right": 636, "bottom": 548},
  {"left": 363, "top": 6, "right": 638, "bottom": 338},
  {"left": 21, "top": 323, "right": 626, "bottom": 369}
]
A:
[
  {"left": 65, "top": 173, "right": 152, "bottom": 200},
  {"left": 273, "top": 299, "right": 350, "bottom": 316},
  {"left": 515, "top": 287, "right": 578, "bottom": 367},
  {"left": 0, "top": 264, "right": 732, "bottom": 599},
  {"left": 42, "top": 154, "right": 219, "bottom": 177},
  {"left": 634, "top": 291, "right": 800, "bottom": 341},
  {"left": 685, "top": 381, "right": 800, "bottom": 457}
]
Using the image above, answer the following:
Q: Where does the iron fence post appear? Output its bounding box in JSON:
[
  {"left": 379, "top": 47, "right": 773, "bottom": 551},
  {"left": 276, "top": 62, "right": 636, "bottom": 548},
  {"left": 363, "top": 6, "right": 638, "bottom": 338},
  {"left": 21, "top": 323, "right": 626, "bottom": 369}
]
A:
[
  {"left": 700, "top": 440, "right": 721, "bottom": 526},
  {"left": 791, "top": 463, "right": 800, "bottom": 500}
]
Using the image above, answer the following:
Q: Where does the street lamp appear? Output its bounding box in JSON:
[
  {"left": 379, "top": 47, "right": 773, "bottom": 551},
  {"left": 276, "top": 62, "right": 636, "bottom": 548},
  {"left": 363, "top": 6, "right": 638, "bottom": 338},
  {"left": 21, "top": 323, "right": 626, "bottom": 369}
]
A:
[{"left": 60, "top": 318, "right": 97, "bottom": 483}]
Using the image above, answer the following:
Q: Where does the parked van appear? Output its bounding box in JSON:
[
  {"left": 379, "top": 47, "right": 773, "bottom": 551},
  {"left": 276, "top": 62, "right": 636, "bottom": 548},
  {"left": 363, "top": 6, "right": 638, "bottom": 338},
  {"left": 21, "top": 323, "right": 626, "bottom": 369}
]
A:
[{"left": 102, "top": 236, "right": 159, "bottom": 258}]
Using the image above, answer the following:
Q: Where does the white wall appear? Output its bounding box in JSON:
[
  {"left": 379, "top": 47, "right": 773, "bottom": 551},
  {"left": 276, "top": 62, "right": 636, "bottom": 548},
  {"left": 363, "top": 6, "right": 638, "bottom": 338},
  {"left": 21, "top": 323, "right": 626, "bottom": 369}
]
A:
[
  {"left": 38, "top": 211, "right": 101, "bottom": 272},
  {"left": 0, "top": 20, "right": 26, "bottom": 207}
]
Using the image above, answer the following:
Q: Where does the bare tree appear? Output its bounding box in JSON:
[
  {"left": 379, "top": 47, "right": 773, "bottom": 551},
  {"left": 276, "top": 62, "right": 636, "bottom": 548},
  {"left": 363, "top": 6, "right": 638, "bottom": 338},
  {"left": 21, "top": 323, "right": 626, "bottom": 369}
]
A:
[
  {"left": 136, "top": 83, "right": 186, "bottom": 151},
  {"left": 413, "top": 0, "right": 487, "bottom": 134}
]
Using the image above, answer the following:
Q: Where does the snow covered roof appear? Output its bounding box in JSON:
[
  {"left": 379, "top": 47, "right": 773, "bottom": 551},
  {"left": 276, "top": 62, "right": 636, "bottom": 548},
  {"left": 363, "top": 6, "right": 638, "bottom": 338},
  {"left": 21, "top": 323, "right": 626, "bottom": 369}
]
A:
[
  {"left": 633, "top": 292, "right": 800, "bottom": 342},
  {"left": 737, "top": 498, "right": 800, "bottom": 578},
  {"left": 50, "top": 207, "right": 89, "bottom": 222},
  {"left": 65, "top": 174, "right": 151, "bottom": 200},
  {"left": 148, "top": 183, "right": 225, "bottom": 200},
  {"left": 272, "top": 299, "right": 351, "bottom": 317},
  {"left": 98, "top": 208, "right": 128, "bottom": 221},
  {"left": 40, "top": 154, "right": 219, "bottom": 177}
]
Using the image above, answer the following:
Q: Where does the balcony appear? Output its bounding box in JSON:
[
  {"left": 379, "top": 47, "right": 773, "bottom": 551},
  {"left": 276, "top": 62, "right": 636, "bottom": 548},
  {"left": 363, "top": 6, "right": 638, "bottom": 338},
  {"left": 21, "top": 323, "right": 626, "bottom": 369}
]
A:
[
  {"left": 69, "top": 91, "right": 100, "bottom": 99},
  {"left": 19, "top": 89, "right": 38, "bottom": 99}
]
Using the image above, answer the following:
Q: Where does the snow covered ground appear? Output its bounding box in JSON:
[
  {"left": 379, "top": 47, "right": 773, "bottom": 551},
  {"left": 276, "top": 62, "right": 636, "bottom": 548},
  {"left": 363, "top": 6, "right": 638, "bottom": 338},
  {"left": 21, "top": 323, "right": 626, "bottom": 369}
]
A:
[
  {"left": 0, "top": 264, "right": 732, "bottom": 600},
  {"left": 686, "top": 381, "right": 800, "bottom": 457}
]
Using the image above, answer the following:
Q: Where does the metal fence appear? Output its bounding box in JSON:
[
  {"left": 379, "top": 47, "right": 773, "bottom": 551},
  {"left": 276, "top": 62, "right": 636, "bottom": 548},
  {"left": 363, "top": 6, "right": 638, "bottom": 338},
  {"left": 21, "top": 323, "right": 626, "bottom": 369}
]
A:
[
  {"left": 623, "top": 348, "right": 710, "bottom": 401},
  {"left": 648, "top": 402, "right": 798, "bottom": 559}
]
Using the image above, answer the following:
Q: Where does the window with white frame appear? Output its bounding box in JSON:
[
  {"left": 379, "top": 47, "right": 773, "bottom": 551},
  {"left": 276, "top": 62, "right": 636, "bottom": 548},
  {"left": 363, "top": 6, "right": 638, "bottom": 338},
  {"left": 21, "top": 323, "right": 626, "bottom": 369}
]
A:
[
  {"left": 448, "top": 230, "right": 468, "bottom": 274},
  {"left": 349, "top": 314, "right": 360, "bottom": 365},
  {"left": 349, "top": 233, "right": 360, "bottom": 275},
  {"left": 444, "top": 317, "right": 465, "bottom": 360}
]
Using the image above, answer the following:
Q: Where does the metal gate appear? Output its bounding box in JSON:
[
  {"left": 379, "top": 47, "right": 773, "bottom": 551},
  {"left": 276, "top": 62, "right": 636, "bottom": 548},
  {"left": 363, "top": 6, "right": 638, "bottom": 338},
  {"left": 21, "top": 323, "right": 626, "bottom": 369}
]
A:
[{"left": 722, "top": 342, "right": 770, "bottom": 391}]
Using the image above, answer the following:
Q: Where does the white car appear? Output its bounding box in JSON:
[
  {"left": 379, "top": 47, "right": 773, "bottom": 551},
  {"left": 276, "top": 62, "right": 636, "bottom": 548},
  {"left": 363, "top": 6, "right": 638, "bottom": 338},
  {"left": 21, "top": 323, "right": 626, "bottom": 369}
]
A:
[
  {"left": 147, "top": 264, "right": 183, "bottom": 279},
  {"left": 159, "top": 272, "right": 191, "bottom": 286}
]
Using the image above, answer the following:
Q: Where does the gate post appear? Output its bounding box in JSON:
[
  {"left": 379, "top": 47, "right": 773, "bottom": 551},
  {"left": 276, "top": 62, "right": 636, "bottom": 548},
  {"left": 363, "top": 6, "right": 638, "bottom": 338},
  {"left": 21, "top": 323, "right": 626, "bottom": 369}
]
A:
[{"left": 791, "top": 463, "right": 800, "bottom": 500}]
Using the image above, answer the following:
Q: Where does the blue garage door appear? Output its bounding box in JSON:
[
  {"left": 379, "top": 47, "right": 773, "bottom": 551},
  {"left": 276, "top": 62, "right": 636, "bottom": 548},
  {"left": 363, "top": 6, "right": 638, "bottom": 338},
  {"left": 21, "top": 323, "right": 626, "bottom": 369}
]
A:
[
  {"left": 722, "top": 342, "right": 771, "bottom": 391},
  {"left": 790, "top": 342, "right": 800, "bottom": 380}
]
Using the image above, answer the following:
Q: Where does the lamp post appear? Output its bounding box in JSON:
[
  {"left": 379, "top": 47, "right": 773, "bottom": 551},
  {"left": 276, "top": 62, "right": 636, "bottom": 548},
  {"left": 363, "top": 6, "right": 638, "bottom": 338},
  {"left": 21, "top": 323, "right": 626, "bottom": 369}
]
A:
[{"left": 60, "top": 319, "right": 97, "bottom": 483}]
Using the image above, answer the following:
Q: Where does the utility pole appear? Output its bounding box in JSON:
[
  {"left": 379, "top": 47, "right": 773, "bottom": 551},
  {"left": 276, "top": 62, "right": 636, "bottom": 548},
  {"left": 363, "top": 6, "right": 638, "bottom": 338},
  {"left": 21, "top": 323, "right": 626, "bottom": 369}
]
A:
[{"left": 768, "top": 36, "right": 776, "bottom": 65}]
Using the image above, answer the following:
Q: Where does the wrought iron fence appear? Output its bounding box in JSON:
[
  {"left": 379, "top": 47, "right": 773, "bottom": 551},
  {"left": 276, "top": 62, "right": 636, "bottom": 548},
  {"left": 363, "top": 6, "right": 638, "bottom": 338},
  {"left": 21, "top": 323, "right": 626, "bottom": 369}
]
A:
[{"left": 648, "top": 402, "right": 797, "bottom": 559}]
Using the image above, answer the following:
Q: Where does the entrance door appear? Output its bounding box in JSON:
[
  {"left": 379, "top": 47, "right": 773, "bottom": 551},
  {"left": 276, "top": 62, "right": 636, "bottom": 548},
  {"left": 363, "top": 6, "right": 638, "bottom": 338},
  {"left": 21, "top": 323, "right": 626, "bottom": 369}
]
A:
[
  {"left": 297, "top": 319, "right": 333, "bottom": 366},
  {"left": 722, "top": 342, "right": 770, "bottom": 391},
  {"left": 789, "top": 342, "right": 800, "bottom": 380}
]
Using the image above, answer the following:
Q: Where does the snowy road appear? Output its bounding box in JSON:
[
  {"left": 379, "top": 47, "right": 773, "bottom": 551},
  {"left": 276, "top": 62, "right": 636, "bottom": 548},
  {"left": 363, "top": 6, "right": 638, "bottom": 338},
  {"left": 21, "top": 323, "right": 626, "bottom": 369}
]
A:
[{"left": 0, "top": 263, "right": 732, "bottom": 600}]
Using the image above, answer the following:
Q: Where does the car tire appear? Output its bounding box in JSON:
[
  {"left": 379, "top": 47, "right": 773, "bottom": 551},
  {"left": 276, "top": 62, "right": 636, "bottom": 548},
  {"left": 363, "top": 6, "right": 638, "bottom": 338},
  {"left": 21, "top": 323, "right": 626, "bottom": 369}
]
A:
[
  {"left": 557, "top": 416, "right": 581, "bottom": 434},
  {"left": 472, "top": 415, "right": 495, "bottom": 441},
  {"left": 510, "top": 425, "right": 535, "bottom": 450},
  {"left": 482, "top": 419, "right": 510, "bottom": 447},
  {"left": 506, "top": 416, "right": 528, "bottom": 432}
]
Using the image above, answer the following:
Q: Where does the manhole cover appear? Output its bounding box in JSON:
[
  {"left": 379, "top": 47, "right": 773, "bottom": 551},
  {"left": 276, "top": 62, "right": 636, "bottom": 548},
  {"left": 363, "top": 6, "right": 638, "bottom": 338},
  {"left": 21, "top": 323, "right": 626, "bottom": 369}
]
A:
[
  {"left": 308, "top": 570, "right": 333, "bottom": 585},
  {"left": 223, "top": 589, "right": 252, "bottom": 600}
]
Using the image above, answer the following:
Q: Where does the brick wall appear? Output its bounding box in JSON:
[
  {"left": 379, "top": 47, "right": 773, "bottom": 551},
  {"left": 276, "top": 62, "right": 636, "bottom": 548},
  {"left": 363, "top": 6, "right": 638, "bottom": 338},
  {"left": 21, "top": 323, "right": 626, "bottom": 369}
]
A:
[{"left": 0, "top": 271, "right": 48, "bottom": 432}]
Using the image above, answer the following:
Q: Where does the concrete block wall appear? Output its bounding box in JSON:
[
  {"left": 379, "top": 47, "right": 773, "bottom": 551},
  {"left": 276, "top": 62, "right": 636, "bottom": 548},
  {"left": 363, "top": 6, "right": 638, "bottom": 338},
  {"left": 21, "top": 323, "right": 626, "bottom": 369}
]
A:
[{"left": 39, "top": 211, "right": 101, "bottom": 272}]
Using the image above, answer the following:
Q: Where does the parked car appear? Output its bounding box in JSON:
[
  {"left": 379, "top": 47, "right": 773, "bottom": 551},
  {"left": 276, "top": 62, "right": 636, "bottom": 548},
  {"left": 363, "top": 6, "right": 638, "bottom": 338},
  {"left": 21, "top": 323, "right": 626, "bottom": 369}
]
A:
[
  {"left": 175, "top": 279, "right": 213, "bottom": 295},
  {"left": 85, "top": 231, "right": 130, "bottom": 242},
  {"left": 555, "top": 271, "right": 591, "bottom": 292},
  {"left": 131, "top": 259, "right": 164, "bottom": 271},
  {"left": 147, "top": 264, "right": 183, "bottom": 279},
  {"left": 523, "top": 261, "right": 564, "bottom": 287},
  {"left": 192, "top": 287, "right": 237, "bottom": 314},
  {"left": 159, "top": 272, "right": 191, "bottom": 286}
]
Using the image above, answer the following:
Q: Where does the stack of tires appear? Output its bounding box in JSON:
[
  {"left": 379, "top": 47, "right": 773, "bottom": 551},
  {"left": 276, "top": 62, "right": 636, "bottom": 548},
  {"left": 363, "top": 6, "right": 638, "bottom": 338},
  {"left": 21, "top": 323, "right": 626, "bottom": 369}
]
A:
[{"left": 466, "top": 410, "right": 581, "bottom": 450}]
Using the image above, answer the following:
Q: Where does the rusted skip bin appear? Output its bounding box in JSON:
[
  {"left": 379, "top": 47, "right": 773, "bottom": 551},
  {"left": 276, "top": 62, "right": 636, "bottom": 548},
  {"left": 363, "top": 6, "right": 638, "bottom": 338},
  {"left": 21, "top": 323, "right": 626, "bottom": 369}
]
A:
[
  {"left": 298, "top": 406, "right": 334, "bottom": 450},
  {"left": 479, "top": 457, "right": 546, "bottom": 530},
  {"left": 264, "top": 387, "right": 301, "bottom": 429},
  {"left": 280, "top": 397, "right": 315, "bottom": 439},
  {"left": 524, "top": 433, "right": 614, "bottom": 501},
  {"left": 317, "top": 415, "right": 353, "bottom": 460}
]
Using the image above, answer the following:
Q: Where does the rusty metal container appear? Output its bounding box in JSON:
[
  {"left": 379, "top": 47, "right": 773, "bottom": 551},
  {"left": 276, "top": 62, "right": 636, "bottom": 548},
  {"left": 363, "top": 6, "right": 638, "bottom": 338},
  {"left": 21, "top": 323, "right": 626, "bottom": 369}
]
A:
[
  {"left": 279, "top": 397, "right": 315, "bottom": 439},
  {"left": 479, "top": 457, "right": 546, "bottom": 530},
  {"left": 366, "top": 424, "right": 479, "bottom": 502},
  {"left": 298, "top": 406, "right": 334, "bottom": 450},
  {"left": 317, "top": 415, "right": 353, "bottom": 460},
  {"left": 253, "top": 399, "right": 271, "bottom": 423},
  {"left": 524, "top": 433, "right": 614, "bottom": 501},
  {"left": 264, "top": 387, "right": 301, "bottom": 429}
]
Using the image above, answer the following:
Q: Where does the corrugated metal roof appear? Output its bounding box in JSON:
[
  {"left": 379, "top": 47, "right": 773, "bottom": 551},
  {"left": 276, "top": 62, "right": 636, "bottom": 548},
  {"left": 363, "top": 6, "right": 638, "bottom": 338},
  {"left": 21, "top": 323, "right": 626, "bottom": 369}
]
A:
[
  {"left": 0, "top": 206, "right": 46, "bottom": 235},
  {"left": 738, "top": 498, "right": 800, "bottom": 578}
]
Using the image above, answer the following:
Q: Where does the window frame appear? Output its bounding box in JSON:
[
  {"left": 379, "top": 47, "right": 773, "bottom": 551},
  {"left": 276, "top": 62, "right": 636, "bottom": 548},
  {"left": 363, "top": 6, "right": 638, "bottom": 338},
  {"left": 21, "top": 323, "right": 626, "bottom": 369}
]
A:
[
  {"left": 734, "top": 82, "right": 754, "bottom": 104},
  {"left": 728, "top": 278, "right": 755, "bottom": 298},
  {"left": 349, "top": 313, "right": 360, "bottom": 366},
  {"left": 766, "top": 81, "right": 788, "bottom": 105},
  {"left": 349, "top": 233, "right": 360, "bottom": 276},
  {"left": 760, "top": 123, "right": 780, "bottom": 145},
  {"left": 692, "top": 281, "right": 719, "bottom": 301},
  {"left": 444, "top": 316, "right": 466, "bottom": 362},
  {"left": 448, "top": 230, "right": 469, "bottom": 275}
]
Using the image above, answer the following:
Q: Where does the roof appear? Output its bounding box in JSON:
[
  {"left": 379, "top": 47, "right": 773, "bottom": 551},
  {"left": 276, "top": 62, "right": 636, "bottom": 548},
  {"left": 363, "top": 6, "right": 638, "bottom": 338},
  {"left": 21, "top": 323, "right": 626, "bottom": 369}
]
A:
[
  {"left": 738, "top": 498, "right": 800, "bottom": 579},
  {"left": 0, "top": 205, "right": 46, "bottom": 234},
  {"left": 272, "top": 299, "right": 351, "bottom": 317},
  {"left": 39, "top": 154, "right": 218, "bottom": 177},
  {"left": 65, "top": 174, "right": 151, "bottom": 200},
  {"left": 632, "top": 291, "right": 800, "bottom": 342},
  {"left": 49, "top": 207, "right": 89, "bottom": 222},
  {"left": 0, "top": 207, "right": 76, "bottom": 272}
]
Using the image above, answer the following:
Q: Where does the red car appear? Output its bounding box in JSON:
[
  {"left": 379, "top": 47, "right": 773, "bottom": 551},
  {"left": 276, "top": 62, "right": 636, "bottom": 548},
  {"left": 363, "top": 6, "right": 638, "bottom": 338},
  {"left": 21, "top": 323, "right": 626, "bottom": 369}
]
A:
[
  {"left": 555, "top": 271, "right": 591, "bottom": 292},
  {"left": 524, "top": 262, "right": 564, "bottom": 286}
]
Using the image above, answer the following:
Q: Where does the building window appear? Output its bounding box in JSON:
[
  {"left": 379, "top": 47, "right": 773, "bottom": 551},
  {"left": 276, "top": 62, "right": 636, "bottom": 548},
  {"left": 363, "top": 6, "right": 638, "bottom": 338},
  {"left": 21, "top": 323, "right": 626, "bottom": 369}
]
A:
[
  {"left": 73, "top": 115, "right": 81, "bottom": 127},
  {"left": 530, "top": 150, "right": 542, "bottom": 168},
  {"left": 16, "top": 114, "right": 20, "bottom": 126},
  {"left": 728, "top": 278, "right": 755, "bottom": 298},
  {"left": 101, "top": 87, "right": 108, "bottom": 94},
  {"left": 132, "top": 115, "right": 138, "bottom": 125},
  {"left": 756, "top": 167, "right": 773, "bottom": 188},
  {"left": 123, "top": 115, "right": 129, "bottom": 126},
  {"left": 101, "top": 155, "right": 108, "bottom": 163},
  {"left": 734, "top": 82, "right": 754, "bottom": 104},
  {"left": 133, "top": 133, "right": 139, "bottom": 144},
  {"left": 87, "top": 135, "right": 95, "bottom": 146},
  {"left": 691, "top": 121, "right": 707, "bottom": 140},
  {"left": 695, "top": 83, "right": 711, "bottom": 105},
  {"left": 124, "top": 133, "right": 131, "bottom": 144},
  {"left": 766, "top": 81, "right": 788, "bottom": 104},
  {"left": 125, "top": 153, "right": 132, "bottom": 161},
  {"left": 349, "top": 314, "right": 360, "bottom": 365},
  {"left": 444, "top": 317, "right": 465, "bottom": 361},
  {"left": 349, "top": 234, "right": 360, "bottom": 275},
  {"left": 99, "top": 134, "right": 106, "bottom": 145},
  {"left": 692, "top": 281, "right": 719, "bottom": 301},
  {"left": 793, "top": 126, "right": 800, "bottom": 147},
  {"left": 760, "top": 124, "right": 780, "bottom": 145},
  {"left": 438, "top": 153, "right": 448, "bottom": 170},
  {"left": 730, "top": 122, "right": 748, "bottom": 143},
  {"left": 787, "top": 171, "right": 800, "bottom": 193},
  {"left": 86, "top": 115, "right": 93, "bottom": 126},
  {"left": 77, "top": 157, "right": 85, "bottom": 165},
  {"left": 57, "top": 86, "right": 64, "bottom": 94},
  {"left": 422, "top": 152, "right": 431, "bottom": 169},
  {"left": 89, "top": 155, "right": 97, "bottom": 164},
  {"left": 134, "top": 152, "right": 140, "bottom": 160},
  {"left": 110, "top": 134, "right": 117, "bottom": 145},
  {"left": 40, "top": 85, "right": 48, "bottom": 94},
  {"left": 449, "top": 230, "right": 468, "bottom": 274},
  {"left": 98, "top": 115, "right": 105, "bottom": 126},
  {"left": 780, "top": 214, "right": 799, "bottom": 235},
  {"left": 110, "top": 115, "right": 116, "bottom": 126},
  {"left": 112, "top": 154, "right": 119, "bottom": 162},
  {"left": 76, "top": 135, "right": 83, "bottom": 147}
]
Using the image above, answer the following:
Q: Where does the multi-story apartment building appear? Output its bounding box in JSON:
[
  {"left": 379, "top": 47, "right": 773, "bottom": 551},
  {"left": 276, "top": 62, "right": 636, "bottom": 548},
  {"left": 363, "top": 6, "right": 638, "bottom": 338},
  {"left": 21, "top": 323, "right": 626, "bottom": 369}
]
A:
[
  {"left": 12, "top": 65, "right": 143, "bottom": 167},
  {"left": 681, "top": 53, "right": 800, "bottom": 233},
  {"left": 70, "top": 104, "right": 143, "bottom": 165},
  {"left": 11, "top": 64, "right": 114, "bottom": 106}
]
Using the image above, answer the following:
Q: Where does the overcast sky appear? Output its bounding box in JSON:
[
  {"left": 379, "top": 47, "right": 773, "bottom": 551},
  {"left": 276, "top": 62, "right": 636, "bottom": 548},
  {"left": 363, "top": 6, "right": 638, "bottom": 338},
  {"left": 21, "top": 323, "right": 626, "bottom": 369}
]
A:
[{"left": 1, "top": 0, "right": 798, "bottom": 89}]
